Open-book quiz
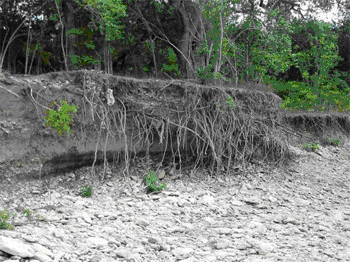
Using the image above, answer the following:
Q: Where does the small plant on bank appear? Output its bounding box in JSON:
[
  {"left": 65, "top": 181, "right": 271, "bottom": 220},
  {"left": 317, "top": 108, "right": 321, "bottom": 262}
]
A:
[
  {"left": 0, "top": 208, "right": 15, "bottom": 230},
  {"left": 216, "top": 96, "right": 235, "bottom": 112},
  {"left": 302, "top": 141, "right": 320, "bottom": 152},
  {"left": 302, "top": 136, "right": 342, "bottom": 151},
  {"left": 142, "top": 170, "right": 167, "bottom": 193},
  {"left": 23, "top": 208, "right": 32, "bottom": 217},
  {"left": 81, "top": 184, "right": 93, "bottom": 197},
  {"left": 328, "top": 138, "right": 341, "bottom": 146},
  {"left": 23, "top": 208, "right": 41, "bottom": 223},
  {"left": 43, "top": 100, "right": 78, "bottom": 137}
]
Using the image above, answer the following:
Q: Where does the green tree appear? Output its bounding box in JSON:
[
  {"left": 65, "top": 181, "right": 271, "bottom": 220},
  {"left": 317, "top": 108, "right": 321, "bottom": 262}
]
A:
[
  {"left": 250, "top": 14, "right": 350, "bottom": 112},
  {"left": 67, "top": 0, "right": 127, "bottom": 70}
]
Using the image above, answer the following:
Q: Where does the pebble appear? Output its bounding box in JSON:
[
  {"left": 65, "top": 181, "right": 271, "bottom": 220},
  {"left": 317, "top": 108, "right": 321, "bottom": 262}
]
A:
[{"left": 0, "top": 146, "right": 349, "bottom": 262}]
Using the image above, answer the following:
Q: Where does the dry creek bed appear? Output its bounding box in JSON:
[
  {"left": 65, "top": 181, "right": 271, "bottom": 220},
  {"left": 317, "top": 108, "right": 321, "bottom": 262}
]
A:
[{"left": 0, "top": 141, "right": 349, "bottom": 262}]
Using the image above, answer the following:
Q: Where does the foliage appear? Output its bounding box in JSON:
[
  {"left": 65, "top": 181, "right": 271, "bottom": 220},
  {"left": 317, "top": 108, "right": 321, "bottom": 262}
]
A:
[
  {"left": 302, "top": 141, "right": 320, "bottom": 152},
  {"left": 143, "top": 170, "right": 167, "bottom": 193},
  {"left": 161, "top": 47, "right": 182, "bottom": 76},
  {"left": 23, "top": 208, "right": 32, "bottom": 217},
  {"left": 81, "top": 184, "right": 93, "bottom": 197},
  {"left": 196, "top": 0, "right": 236, "bottom": 82},
  {"left": 249, "top": 12, "right": 350, "bottom": 112},
  {"left": 0, "top": 208, "right": 15, "bottom": 230},
  {"left": 63, "top": 0, "right": 128, "bottom": 69},
  {"left": 327, "top": 138, "right": 342, "bottom": 146},
  {"left": 302, "top": 135, "right": 341, "bottom": 152},
  {"left": 0, "top": 0, "right": 349, "bottom": 112},
  {"left": 70, "top": 54, "right": 100, "bottom": 69},
  {"left": 0, "top": 207, "right": 47, "bottom": 230},
  {"left": 74, "top": 0, "right": 127, "bottom": 41},
  {"left": 216, "top": 96, "right": 235, "bottom": 111},
  {"left": 43, "top": 100, "right": 78, "bottom": 137}
]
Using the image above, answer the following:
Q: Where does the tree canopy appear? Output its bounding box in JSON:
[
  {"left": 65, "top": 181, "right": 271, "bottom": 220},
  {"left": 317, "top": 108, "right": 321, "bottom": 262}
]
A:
[{"left": 0, "top": 0, "right": 349, "bottom": 111}]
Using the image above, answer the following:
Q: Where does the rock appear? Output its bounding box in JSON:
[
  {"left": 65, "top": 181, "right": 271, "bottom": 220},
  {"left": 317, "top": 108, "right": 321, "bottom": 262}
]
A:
[
  {"left": 0, "top": 236, "right": 35, "bottom": 258},
  {"left": 0, "top": 152, "right": 350, "bottom": 262}
]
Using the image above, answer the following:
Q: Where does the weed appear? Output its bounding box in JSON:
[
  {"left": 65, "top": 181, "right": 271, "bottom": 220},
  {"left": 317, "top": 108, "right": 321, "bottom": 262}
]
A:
[
  {"left": 142, "top": 170, "right": 167, "bottom": 193},
  {"left": 23, "top": 209, "right": 32, "bottom": 217},
  {"left": 81, "top": 184, "right": 93, "bottom": 197},
  {"left": 302, "top": 136, "right": 342, "bottom": 152},
  {"left": 327, "top": 138, "right": 341, "bottom": 146},
  {"left": 302, "top": 141, "right": 320, "bottom": 152},
  {"left": 0, "top": 208, "right": 15, "bottom": 230}
]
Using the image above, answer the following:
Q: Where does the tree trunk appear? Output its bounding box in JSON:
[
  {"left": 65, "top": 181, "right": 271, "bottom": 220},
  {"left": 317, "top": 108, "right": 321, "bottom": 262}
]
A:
[
  {"left": 171, "top": 0, "right": 209, "bottom": 79},
  {"left": 62, "top": 0, "right": 77, "bottom": 70}
]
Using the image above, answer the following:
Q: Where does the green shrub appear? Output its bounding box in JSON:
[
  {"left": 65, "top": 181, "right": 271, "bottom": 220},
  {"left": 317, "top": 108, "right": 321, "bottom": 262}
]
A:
[
  {"left": 302, "top": 141, "right": 320, "bottom": 152},
  {"left": 43, "top": 100, "right": 78, "bottom": 137},
  {"left": 81, "top": 184, "right": 93, "bottom": 197},
  {"left": 327, "top": 138, "right": 341, "bottom": 146},
  {"left": 142, "top": 170, "right": 167, "bottom": 193},
  {"left": 0, "top": 208, "right": 15, "bottom": 230}
]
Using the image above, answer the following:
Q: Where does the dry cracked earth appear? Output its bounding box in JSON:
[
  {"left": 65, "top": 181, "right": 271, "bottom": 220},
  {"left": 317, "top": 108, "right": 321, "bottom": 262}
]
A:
[{"left": 0, "top": 139, "right": 349, "bottom": 262}]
